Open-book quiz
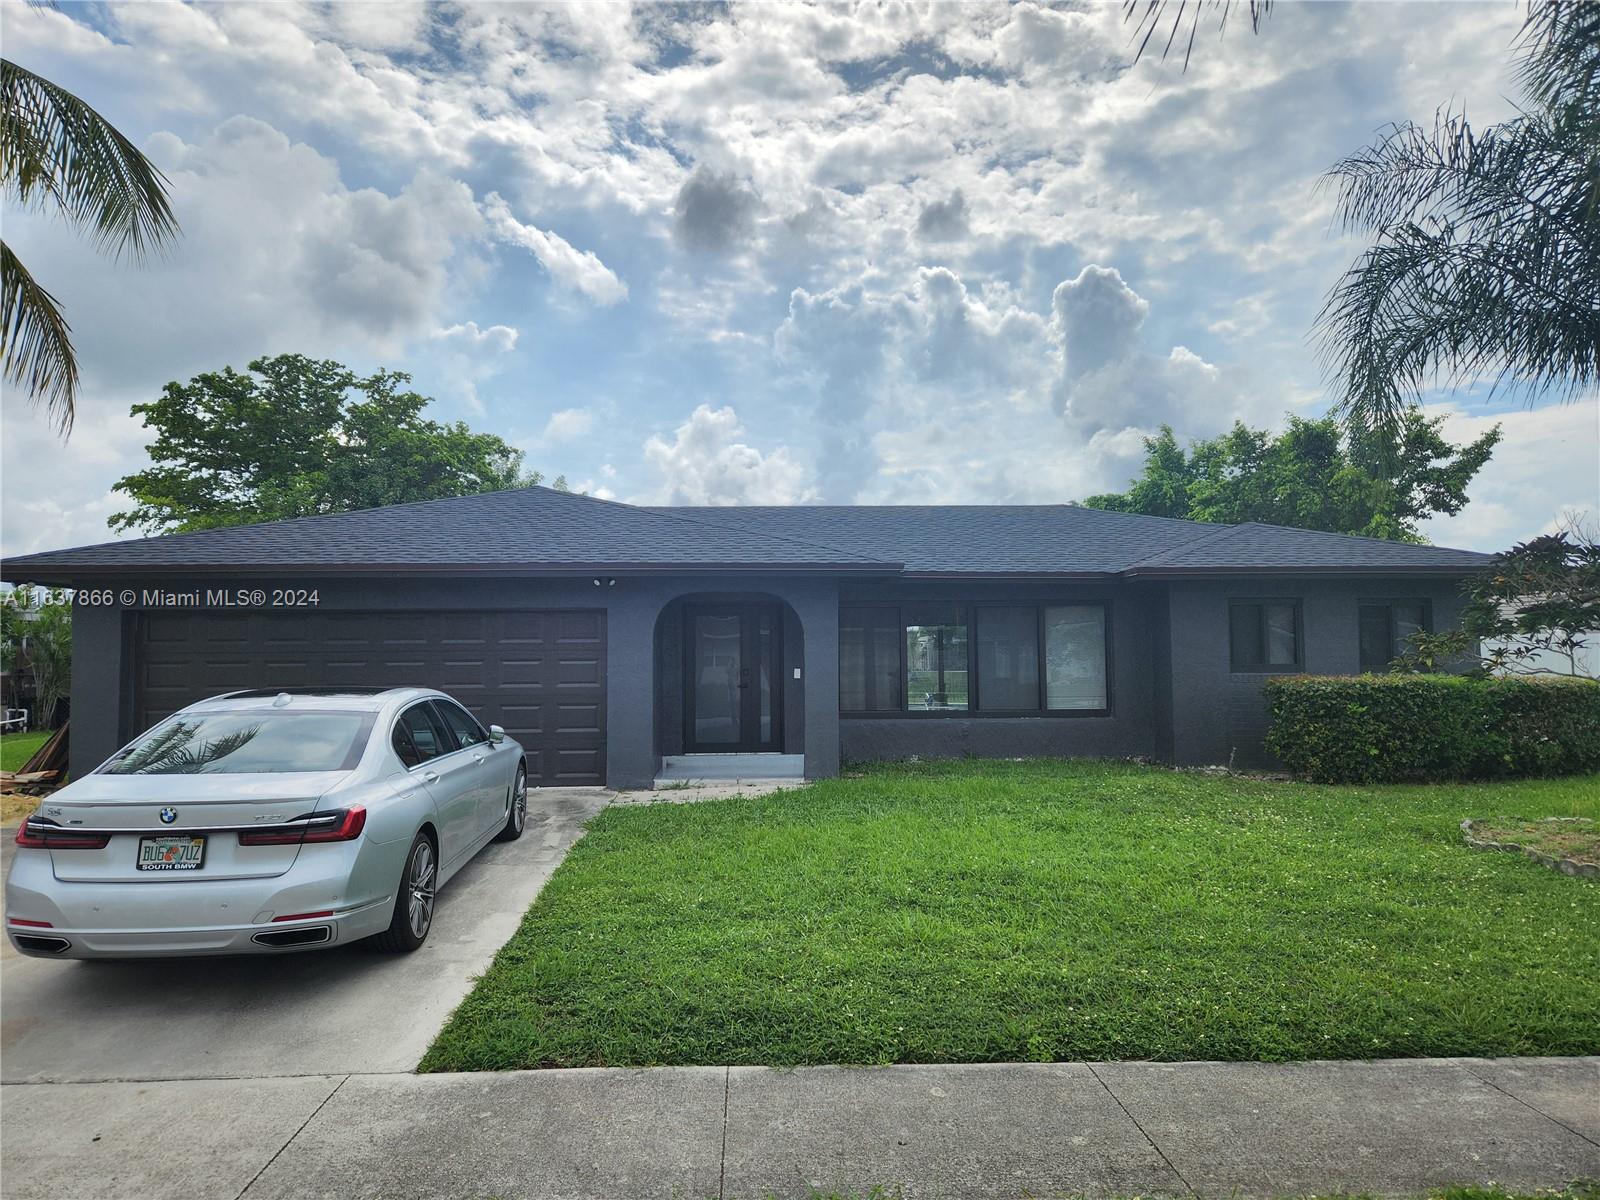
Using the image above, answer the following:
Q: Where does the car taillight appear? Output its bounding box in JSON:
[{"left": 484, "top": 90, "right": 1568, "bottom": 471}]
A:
[
  {"left": 14, "top": 822, "right": 111, "bottom": 850},
  {"left": 238, "top": 806, "right": 366, "bottom": 847},
  {"left": 8, "top": 918, "right": 54, "bottom": 928}
]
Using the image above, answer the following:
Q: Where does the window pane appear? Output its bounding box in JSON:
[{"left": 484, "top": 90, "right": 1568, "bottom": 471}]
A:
[
  {"left": 977, "top": 607, "right": 1039, "bottom": 710},
  {"left": 435, "top": 701, "right": 486, "bottom": 747},
  {"left": 1359, "top": 604, "right": 1391, "bottom": 672},
  {"left": 1265, "top": 603, "right": 1298, "bottom": 666},
  {"left": 758, "top": 612, "right": 773, "bottom": 744},
  {"left": 1230, "top": 603, "right": 1263, "bottom": 668},
  {"left": 839, "top": 610, "right": 868, "bottom": 711},
  {"left": 1044, "top": 605, "right": 1106, "bottom": 710},
  {"left": 871, "top": 622, "right": 900, "bottom": 711},
  {"left": 905, "top": 607, "right": 967, "bottom": 710},
  {"left": 400, "top": 704, "right": 450, "bottom": 761},
  {"left": 841, "top": 608, "right": 900, "bottom": 712},
  {"left": 692, "top": 613, "right": 742, "bottom": 745},
  {"left": 1393, "top": 603, "right": 1427, "bottom": 656}
]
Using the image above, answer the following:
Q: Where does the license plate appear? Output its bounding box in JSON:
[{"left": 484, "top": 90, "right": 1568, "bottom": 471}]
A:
[{"left": 137, "top": 835, "right": 207, "bottom": 872}]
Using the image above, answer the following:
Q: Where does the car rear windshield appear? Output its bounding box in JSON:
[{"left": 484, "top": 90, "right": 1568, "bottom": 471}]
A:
[{"left": 102, "top": 711, "right": 374, "bottom": 774}]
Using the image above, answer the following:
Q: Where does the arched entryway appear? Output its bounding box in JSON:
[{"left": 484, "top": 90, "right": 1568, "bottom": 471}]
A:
[{"left": 653, "top": 592, "right": 806, "bottom": 765}]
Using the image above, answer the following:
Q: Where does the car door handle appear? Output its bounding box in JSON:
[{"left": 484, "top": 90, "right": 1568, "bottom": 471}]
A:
[
  {"left": 423, "top": 770, "right": 439, "bottom": 784},
  {"left": 472, "top": 754, "right": 485, "bottom": 765}
]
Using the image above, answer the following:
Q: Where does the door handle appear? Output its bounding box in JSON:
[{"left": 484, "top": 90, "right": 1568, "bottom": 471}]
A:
[
  {"left": 423, "top": 770, "right": 439, "bottom": 784},
  {"left": 472, "top": 755, "right": 485, "bottom": 765}
]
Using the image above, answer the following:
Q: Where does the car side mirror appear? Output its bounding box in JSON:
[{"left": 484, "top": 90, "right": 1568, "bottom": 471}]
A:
[{"left": 488, "top": 724, "right": 506, "bottom": 743}]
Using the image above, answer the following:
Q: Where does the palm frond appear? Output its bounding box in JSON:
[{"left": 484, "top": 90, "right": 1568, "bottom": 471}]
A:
[
  {"left": 1325, "top": 110, "right": 1596, "bottom": 244},
  {"left": 0, "top": 239, "right": 77, "bottom": 431},
  {"left": 1317, "top": 64, "right": 1600, "bottom": 448},
  {"left": 1319, "top": 220, "right": 1600, "bottom": 441},
  {"left": 1122, "top": 0, "right": 1272, "bottom": 70},
  {"left": 1515, "top": 1, "right": 1600, "bottom": 139},
  {"left": 0, "top": 57, "right": 178, "bottom": 261}
]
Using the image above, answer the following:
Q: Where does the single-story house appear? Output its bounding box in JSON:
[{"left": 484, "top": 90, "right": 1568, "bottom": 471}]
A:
[{"left": 1, "top": 487, "right": 1489, "bottom": 788}]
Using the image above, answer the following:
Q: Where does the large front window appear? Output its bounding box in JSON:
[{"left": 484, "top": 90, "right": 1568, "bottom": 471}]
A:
[{"left": 840, "top": 602, "right": 1109, "bottom": 715}]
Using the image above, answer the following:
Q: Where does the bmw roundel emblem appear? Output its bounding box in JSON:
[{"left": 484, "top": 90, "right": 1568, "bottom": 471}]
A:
[{"left": 159, "top": 807, "right": 178, "bottom": 825}]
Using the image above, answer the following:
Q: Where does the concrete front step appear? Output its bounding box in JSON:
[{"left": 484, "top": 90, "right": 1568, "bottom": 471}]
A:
[{"left": 655, "top": 753, "right": 804, "bottom": 788}]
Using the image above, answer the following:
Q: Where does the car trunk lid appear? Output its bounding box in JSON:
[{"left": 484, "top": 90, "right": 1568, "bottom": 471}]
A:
[{"left": 35, "top": 773, "right": 347, "bottom": 882}]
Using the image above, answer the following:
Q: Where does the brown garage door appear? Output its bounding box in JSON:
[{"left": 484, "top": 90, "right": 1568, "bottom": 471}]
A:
[{"left": 134, "top": 610, "right": 607, "bottom": 785}]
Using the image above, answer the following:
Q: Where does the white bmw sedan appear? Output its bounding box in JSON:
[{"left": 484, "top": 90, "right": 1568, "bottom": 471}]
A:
[{"left": 6, "top": 687, "right": 528, "bottom": 959}]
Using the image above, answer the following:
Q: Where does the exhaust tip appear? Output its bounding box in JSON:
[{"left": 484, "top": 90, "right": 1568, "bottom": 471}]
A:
[
  {"left": 13, "top": 934, "right": 71, "bottom": 954},
  {"left": 252, "top": 925, "right": 331, "bottom": 948}
]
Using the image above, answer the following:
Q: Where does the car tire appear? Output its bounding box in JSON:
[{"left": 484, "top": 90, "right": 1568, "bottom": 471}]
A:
[
  {"left": 494, "top": 764, "right": 528, "bottom": 843},
  {"left": 371, "top": 831, "right": 436, "bottom": 954}
]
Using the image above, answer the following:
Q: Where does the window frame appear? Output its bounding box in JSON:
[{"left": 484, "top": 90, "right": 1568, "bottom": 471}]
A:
[
  {"left": 1228, "top": 598, "right": 1305, "bottom": 673},
  {"left": 839, "top": 600, "right": 1113, "bottom": 719},
  {"left": 1358, "top": 598, "right": 1433, "bottom": 673}
]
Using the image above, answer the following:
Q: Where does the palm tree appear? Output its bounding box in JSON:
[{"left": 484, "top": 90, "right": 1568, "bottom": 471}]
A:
[
  {"left": 1, "top": 58, "right": 178, "bottom": 432},
  {"left": 1317, "top": 2, "right": 1600, "bottom": 446}
]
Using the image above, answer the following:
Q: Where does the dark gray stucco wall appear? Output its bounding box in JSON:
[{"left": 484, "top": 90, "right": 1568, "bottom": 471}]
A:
[
  {"left": 1163, "top": 575, "right": 1470, "bottom": 768},
  {"left": 836, "top": 579, "right": 1164, "bottom": 765},
  {"left": 69, "top": 603, "right": 129, "bottom": 777},
  {"left": 66, "top": 573, "right": 842, "bottom": 789}
]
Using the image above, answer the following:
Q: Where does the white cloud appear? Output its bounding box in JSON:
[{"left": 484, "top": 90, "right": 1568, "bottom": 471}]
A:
[
  {"left": 0, "top": 405, "right": 147, "bottom": 557},
  {"left": 642, "top": 405, "right": 815, "bottom": 505},
  {"left": 540, "top": 408, "right": 596, "bottom": 444},
  {"left": 433, "top": 322, "right": 519, "bottom": 355},
  {"left": 427, "top": 322, "right": 521, "bottom": 413},
  {"left": 483, "top": 194, "right": 628, "bottom": 306},
  {"left": 4, "top": 115, "right": 486, "bottom": 393},
  {"left": 1418, "top": 398, "right": 1600, "bottom": 552},
  {"left": 771, "top": 261, "right": 1268, "bottom": 505}
]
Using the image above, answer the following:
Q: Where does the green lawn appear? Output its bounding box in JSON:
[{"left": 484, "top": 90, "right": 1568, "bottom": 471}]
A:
[
  {"left": 0, "top": 730, "right": 50, "bottom": 773},
  {"left": 422, "top": 760, "right": 1600, "bottom": 1072}
]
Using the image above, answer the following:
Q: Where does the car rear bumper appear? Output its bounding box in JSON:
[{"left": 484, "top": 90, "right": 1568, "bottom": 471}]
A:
[
  {"left": 6, "top": 899, "right": 392, "bottom": 958},
  {"left": 4, "top": 841, "right": 399, "bottom": 959}
]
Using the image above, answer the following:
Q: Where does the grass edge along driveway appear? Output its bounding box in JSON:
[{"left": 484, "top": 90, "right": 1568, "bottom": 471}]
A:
[{"left": 422, "top": 760, "right": 1599, "bottom": 1071}]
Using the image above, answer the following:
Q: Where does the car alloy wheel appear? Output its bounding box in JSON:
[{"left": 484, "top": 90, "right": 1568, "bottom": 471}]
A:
[
  {"left": 407, "top": 838, "right": 436, "bottom": 940},
  {"left": 511, "top": 769, "right": 527, "bottom": 834}
]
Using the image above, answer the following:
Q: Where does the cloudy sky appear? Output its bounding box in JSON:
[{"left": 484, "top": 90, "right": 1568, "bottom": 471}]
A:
[{"left": 2, "top": 0, "right": 1596, "bottom": 558}]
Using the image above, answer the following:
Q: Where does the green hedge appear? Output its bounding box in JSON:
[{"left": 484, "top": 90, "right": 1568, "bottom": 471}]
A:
[{"left": 1264, "top": 674, "right": 1600, "bottom": 784}]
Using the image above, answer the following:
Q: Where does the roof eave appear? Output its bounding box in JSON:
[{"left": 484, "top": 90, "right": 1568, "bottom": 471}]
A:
[
  {"left": 1120, "top": 563, "right": 1485, "bottom": 578},
  {"left": 0, "top": 559, "right": 906, "bottom": 586}
]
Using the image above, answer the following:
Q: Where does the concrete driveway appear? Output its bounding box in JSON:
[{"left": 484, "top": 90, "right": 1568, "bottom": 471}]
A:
[{"left": 0, "top": 787, "right": 611, "bottom": 1083}]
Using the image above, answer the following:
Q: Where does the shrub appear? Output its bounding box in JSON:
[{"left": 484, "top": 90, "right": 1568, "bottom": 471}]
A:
[{"left": 1264, "top": 674, "right": 1600, "bottom": 783}]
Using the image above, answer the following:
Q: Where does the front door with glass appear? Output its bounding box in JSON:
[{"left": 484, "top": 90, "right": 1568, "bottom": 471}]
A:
[{"left": 684, "top": 605, "right": 781, "bottom": 752}]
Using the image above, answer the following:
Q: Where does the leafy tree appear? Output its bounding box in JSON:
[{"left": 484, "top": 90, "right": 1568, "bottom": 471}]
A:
[
  {"left": 1, "top": 58, "right": 179, "bottom": 431},
  {"left": 1082, "top": 408, "right": 1501, "bottom": 541},
  {"left": 1401, "top": 526, "right": 1600, "bottom": 677},
  {"left": 1318, "top": 2, "right": 1600, "bottom": 444},
  {"left": 111, "top": 354, "right": 553, "bottom": 535},
  {"left": 0, "top": 587, "right": 72, "bottom": 729}
]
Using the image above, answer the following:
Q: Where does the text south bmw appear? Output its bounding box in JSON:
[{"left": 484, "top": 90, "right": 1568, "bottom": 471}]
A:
[{"left": 6, "top": 687, "right": 527, "bottom": 958}]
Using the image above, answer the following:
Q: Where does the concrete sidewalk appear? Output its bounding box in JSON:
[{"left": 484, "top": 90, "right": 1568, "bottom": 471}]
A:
[{"left": 2, "top": 1057, "right": 1596, "bottom": 1200}]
